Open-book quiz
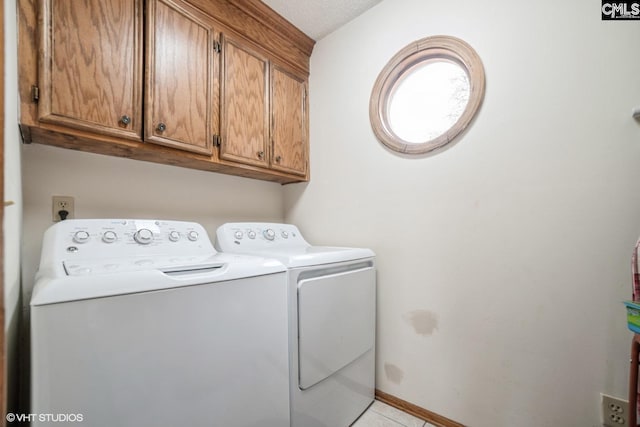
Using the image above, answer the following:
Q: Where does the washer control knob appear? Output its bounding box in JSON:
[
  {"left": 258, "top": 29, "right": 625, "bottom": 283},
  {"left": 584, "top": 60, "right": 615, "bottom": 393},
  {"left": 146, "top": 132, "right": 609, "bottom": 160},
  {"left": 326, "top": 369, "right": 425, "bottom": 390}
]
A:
[
  {"left": 263, "top": 228, "right": 276, "bottom": 241},
  {"left": 187, "top": 231, "right": 199, "bottom": 242},
  {"left": 234, "top": 230, "right": 244, "bottom": 240},
  {"left": 168, "top": 231, "right": 180, "bottom": 242},
  {"left": 134, "top": 228, "right": 154, "bottom": 245},
  {"left": 248, "top": 230, "right": 256, "bottom": 239},
  {"left": 102, "top": 231, "right": 117, "bottom": 243},
  {"left": 281, "top": 231, "right": 289, "bottom": 239},
  {"left": 73, "top": 230, "right": 90, "bottom": 244}
]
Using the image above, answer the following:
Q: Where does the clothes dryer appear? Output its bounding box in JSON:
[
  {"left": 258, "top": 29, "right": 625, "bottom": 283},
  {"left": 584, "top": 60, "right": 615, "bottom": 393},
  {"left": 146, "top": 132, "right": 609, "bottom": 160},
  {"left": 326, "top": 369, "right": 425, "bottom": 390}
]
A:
[{"left": 216, "top": 223, "right": 376, "bottom": 427}]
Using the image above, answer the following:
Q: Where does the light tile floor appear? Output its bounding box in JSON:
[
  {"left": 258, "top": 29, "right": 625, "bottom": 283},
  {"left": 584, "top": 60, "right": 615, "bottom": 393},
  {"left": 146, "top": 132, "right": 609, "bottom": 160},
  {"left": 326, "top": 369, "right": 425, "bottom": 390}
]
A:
[{"left": 351, "top": 400, "right": 437, "bottom": 427}]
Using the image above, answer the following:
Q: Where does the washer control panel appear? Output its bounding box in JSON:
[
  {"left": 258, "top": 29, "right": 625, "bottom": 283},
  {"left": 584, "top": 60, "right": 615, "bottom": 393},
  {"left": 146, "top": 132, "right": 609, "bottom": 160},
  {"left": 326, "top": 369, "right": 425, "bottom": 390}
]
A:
[
  {"left": 45, "top": 219, "right": 215, "bottom": 276},
  {"left": 61, "top": 219, "right": 203, "bottom": 249},
  {"left": 216, "top": 222, "right": 308, "bottom": 251}
]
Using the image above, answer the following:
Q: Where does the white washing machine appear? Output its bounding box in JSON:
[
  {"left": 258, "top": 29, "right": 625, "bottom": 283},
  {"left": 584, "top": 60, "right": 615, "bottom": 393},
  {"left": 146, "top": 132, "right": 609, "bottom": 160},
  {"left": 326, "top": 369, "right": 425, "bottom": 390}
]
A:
[
  {"left": 215, "top": 223, "right": 376, "bottom": 427},
  {"left": 30, "top": 219, "right": 290, "bottom": 427}
]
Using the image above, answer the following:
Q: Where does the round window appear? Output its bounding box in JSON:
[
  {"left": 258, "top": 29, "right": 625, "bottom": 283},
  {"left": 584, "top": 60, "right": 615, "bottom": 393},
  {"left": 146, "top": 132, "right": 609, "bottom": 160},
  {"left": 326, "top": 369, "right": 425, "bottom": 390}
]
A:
[{"left": 370, "top": 36, "right": 485, "bottom": 154}]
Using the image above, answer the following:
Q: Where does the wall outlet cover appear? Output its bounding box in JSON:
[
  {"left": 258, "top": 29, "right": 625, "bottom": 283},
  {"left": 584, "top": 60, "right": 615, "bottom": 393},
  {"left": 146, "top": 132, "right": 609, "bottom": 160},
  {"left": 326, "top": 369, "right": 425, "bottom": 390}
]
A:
[
  {"left": 52, "top": 196, "right": 75, "bottom": 222},
  {"left": 602, "top": 393, "right": 629, "bottom": 427}
]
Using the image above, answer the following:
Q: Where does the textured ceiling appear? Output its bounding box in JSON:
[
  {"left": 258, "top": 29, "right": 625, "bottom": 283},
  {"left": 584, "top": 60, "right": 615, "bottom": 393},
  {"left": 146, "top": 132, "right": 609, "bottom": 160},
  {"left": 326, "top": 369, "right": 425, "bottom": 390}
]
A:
[{"left": 261, "top": 0, "right": 383, "bottom": 40}]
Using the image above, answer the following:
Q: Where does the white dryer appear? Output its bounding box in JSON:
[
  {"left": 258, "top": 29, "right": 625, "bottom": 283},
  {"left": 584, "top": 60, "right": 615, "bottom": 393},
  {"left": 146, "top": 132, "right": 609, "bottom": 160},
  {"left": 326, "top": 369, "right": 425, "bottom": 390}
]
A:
[
  {"left": 215, "top": 223, "right": 376, "bottom": 427},
  {"left": 30, "top": 219, "right": 290, "bottom": 427}
]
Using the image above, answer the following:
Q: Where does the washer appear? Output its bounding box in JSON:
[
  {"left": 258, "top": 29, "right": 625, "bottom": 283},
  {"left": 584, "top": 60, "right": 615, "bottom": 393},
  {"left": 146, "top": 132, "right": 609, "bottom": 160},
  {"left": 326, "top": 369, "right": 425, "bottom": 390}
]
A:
[
  {"left": 215, "top": 223, "right": 376, "bottom": 427},
  {"left": 31, "top": 219, "right": 289, "bottom": 427}
]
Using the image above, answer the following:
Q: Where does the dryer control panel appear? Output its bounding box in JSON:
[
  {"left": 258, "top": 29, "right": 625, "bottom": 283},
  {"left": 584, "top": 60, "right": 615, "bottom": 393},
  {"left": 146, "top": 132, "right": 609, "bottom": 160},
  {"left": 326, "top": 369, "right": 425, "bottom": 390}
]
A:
[{"left": 215, "top": 222, "right": 309, "bottom": 250}]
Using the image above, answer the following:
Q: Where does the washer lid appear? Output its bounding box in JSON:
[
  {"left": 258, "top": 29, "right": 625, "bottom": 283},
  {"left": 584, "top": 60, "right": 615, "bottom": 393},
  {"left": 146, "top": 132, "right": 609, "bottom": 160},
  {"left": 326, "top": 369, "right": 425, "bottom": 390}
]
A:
[{"left": 31, "top": 253, "right": 285, "bottom": 306}]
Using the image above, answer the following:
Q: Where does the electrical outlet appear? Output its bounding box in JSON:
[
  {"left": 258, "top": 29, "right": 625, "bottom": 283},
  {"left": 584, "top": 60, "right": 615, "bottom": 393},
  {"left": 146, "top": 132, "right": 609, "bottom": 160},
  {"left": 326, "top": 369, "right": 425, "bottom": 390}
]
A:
[
  {"left": 52, "top": 196, "right": 75, "bottom": 222},
  {"left": 602, "top": 394, "right": 629, "bottom": 426}
]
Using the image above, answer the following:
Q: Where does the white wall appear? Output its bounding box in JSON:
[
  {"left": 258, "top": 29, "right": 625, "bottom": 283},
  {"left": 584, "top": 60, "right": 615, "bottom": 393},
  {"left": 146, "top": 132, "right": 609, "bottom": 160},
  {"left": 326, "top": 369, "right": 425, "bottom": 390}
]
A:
[
  {"left": 4, "top": 0, "right": 22, "bottom": 414},
  {"left": 21, "top": 145, "right": 285, "bottom": 304},
  {"left": 285, "top": 0, "right": 640, "bottom": 425}
]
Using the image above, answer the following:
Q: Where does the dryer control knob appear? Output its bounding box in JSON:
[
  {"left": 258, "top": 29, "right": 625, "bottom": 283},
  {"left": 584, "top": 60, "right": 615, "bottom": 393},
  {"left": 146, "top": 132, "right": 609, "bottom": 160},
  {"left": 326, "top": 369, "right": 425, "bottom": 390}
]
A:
[
  {"left": 187, "top": 231, "right": 199, "bottom": 242},
  {"left": 234, "top": 230, "right": 244, "bottom": 240},
  {"left": 168, "top": 231, "right": 180, "bottom": 242},
  {"left": 73, "top": 230, "right": 90, "bottom": 244},
  {"left": 263, "top": 228, "right": 276, "bottom": 241},
  {"left": 102, "top": 231, "right": 117, "bottom": 243},
  {"left": 248, "top": 230, "right": 256, "bottom": 239},
  {"left": 134, "top": 228, "right": 154, "bottom": 245}
]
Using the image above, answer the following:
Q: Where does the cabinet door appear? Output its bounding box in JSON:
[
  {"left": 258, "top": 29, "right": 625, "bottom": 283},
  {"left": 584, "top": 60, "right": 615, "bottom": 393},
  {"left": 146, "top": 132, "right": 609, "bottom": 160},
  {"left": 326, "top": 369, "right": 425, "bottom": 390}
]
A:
[
  {"left": 271, "top": 66, "right": 308, "bottom": 176},
  {"left": 39, "top": 0, "right": 143, "bottom": 140},
  {"left": 146, "top": 0, "right": 213, "bottom": 155},
  {"left": 220, "top": 36, "right": 269, "bottom": 168}
]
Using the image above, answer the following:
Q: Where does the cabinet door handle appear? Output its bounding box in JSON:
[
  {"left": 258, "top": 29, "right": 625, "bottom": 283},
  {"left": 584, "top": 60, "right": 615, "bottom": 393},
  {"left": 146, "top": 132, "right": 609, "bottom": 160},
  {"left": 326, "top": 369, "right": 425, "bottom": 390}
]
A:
[
  {"left": 257, "top": 151, "right": 265, "bottom": 159},
  {"left": 120, "top": 115, "right": 131, "bottom": 126},
  {"left": 275, "top": 155, "right": 282, "bottom": 163},
  {"left": 156, "top": 122, "right": 167, "bottom": 132}
]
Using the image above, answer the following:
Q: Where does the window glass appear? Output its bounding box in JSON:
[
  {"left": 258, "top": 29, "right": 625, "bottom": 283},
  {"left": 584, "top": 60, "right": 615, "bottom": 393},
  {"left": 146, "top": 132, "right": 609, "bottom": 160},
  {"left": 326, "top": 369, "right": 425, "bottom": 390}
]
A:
[{"left": 388, "top": 60, "right": 470, "bottom": 143}]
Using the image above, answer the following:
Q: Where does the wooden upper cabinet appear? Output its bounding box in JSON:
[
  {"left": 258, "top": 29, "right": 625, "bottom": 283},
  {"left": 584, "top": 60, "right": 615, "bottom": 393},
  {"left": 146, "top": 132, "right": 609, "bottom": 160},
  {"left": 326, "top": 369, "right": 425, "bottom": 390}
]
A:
[
  {"left": 20, "top": 0, "right": 314, "bottom": 183},
  {"left": 271, "top": 66, "right": 307, "bottom": 176},
  {"left": 145, "top": 0, "right": 213, "bottom": 155},
  {"left": 39, "top": 0, "right": 143, "bottom": 139},
  {"left": 219, "top": 35, "right": 269, "bottom": 168}
]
